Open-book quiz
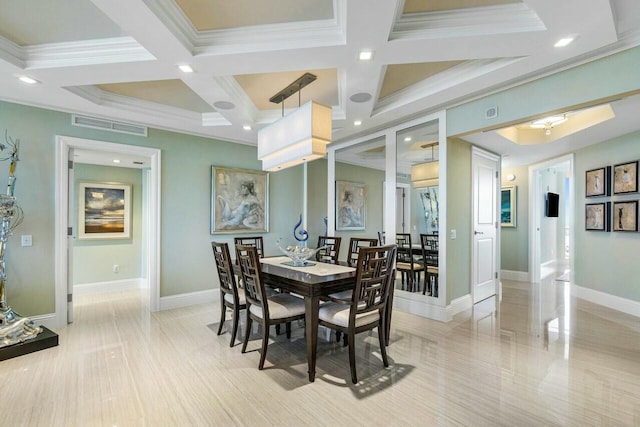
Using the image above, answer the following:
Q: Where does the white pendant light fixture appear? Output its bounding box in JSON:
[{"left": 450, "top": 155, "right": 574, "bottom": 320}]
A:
[
  {"left": 258, "top": 73, "right": 332, "bottom": 172},
  {"left": 530, "top": 114, "right": 567, "bottom": 136},
  {"left": 410, "top": 143, "right": 439, "bottom": 188}
]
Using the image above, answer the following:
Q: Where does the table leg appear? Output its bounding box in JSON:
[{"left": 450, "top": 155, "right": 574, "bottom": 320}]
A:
[{"left": 305, "top": 296, "right": 319, "bottom": 382}]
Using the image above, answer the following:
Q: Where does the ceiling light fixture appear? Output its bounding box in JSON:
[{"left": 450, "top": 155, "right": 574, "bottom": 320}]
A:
[
  {"left": 113, "top": 159, "right": 121, "bottom": 163},
  {"left": 18, "top": 76, "right": 38, "bottom": 84},
  {"left": 178, "top": 64, "right": 194, "bottom": 73},
  {"left": 243, "top": 124, "right": 252, "bottom": 131},
  {"left": 404, "top": 137, "right": 412, "bottom": 142},
  {"left": 257, "top": 73, "right": 332, "bottom": 172},
  {"left": 353, "top": 120, "right": 362, "bottom": 126},
  {"left": 359, "top": 50, "right": 373, "bottom": 61},
  {"left": 411, "top": 144, "right": 439, "bottom": 188},
  {"left": 530, "top": 114, "right": 567, "bottom": 135},
  {"left": 554, "top": 37, "right": 574, "bottom": 48}
]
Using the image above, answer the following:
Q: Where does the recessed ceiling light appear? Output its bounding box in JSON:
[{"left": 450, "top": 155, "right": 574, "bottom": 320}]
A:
[
  {"left": 18, "top": 75, "right": 38, "bottom": 84},
  {"left": 404, "top": 137, "right": 412, "bottom": 142},
  {"left": 353, "top": 120, "right": 362, "bottom": 126},
  {"left": 359, "top": 50, "right": 373, "bottom": 61},
  {"left": 113, "top": 159, "right": 121, "bottom": 163},
  {"left": 554, "top": 37, "right": 574, "bottom": 48},
  {"left": 350, "top": 92, "right": 372, "bottom": 103},
  {"left": 243, "top": 124, "right": 252, "bottom": 131},
  {"left": 178, "top": 64, "right": 194, "bottom": 73}
]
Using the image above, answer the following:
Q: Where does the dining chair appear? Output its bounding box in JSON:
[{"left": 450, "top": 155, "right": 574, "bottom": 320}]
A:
[
  {"left": 420, "top": 233, "right": 439, "bottom": 297},
  {"left": 377, "top": 231, "right": 385, "bottom": 245},
  {"left": 346, "top": 237, "right": 379, "bottom": 267},
  {"left": 395, "top": 233, "right": 424, "bottom": 292},
  {"left": 318, "top": 244, "right": 397, "bottom": 383},
  {"left": 211, "top": 241, "right": 246, "bottom": 347},
  {"left": 234, "top": 236, "right": 264, "bottom": 258},
  {"left": 316, "top": 236, "right": 341, "bottom": 264},
  {"left": 236, "top": 244, "right": 306, "bottom": 370}
]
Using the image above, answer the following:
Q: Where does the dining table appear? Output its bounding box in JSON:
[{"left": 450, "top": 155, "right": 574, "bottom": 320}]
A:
[{"left": 257, "top": 256, "right": 357, "bottom": 382}]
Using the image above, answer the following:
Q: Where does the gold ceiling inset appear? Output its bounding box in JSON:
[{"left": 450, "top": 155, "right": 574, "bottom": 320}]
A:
[
  {"left": 379, "top": 61, "right": 464, "bottom": 99},
  {"left": 235, "top": 69, "right": 338, "bottom": 111},
  {"left": 403, "top": 0, "right": 520, "bottom": 14},
  {"left": 97, "top": 80, "right": 213, "bottom": 113},
  {"left": 175, "top": 0, "right": 333, "bottom": 31}
]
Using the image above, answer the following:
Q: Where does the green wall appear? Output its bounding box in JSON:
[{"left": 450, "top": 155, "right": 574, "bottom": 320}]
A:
[
  {"left": 73, "top": 164, "right": 143, "bottom": 285},
  {"left": 445, "top": 138, "right": 472, "bottom": 304},
  {"left": 500, "top": 166, "right": 529, "bottom": 272},
  {"left": 0, "top": 100, "right": 306, "bottom": 316},
  {"left": 575, "top": 130, "right": 640, "bottom": 301}
]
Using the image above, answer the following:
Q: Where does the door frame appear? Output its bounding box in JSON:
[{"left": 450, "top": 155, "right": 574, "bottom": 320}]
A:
[
  {"left": 528, "top": 154, "right": 574, "bottom": 283},
  {"left": 54, "top": 135, "right": 162, "bottom": 328},
  {"left": 471, "top": 146, "right": 500, "bottom": 304}
]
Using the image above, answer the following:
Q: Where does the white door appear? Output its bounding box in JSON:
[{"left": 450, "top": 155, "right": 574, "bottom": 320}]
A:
[{"left": 472, "top": 148, "right": 499, "bottom": 303}]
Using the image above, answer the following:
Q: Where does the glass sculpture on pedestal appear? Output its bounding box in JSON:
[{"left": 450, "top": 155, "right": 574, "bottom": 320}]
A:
[
  {"left": 0, "top": 131, "right": 41, "bottom": 347},
  {"left": 276, "top": 214, "right": 325, "bottom": 267}
]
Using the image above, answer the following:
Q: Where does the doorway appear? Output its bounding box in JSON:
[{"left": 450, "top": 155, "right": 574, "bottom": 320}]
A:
[{"left": 54, "top": 136, "right": 161, "bottom": 329}]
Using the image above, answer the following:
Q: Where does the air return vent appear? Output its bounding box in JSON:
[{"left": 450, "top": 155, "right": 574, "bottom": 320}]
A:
[{"left": 72, "top": 115, "right": 148, "bottom": 137}]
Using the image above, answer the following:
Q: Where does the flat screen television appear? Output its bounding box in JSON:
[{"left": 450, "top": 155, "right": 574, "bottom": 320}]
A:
[{"left": 545, "top": 192, "right": 559, "bottom": 217}]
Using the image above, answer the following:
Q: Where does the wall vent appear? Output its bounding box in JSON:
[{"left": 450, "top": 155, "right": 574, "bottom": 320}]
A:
[{"left": 72, "top": 115, "right": 148, "bottom": 137}]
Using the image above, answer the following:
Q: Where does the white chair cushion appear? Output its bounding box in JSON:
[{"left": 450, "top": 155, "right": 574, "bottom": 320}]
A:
[
  {"left": 224, "top": 287, "right": 246, "bottom": 306},
  {"left": 249, "top": 293, "right": 305, "bottom": 320},
  {"left": 327, "top": 290, "right": 352, "bottom": 301},
  {"left": 318, "top": 302, "right": 379, "bottom": 328}
]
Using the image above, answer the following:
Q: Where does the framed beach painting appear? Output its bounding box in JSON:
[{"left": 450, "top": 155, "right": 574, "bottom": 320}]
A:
[
  {"left": 336, "top": 180, "right": 366, "bottom": 231},
  {"left": 78, "top": 182, "right": 131, "bottom": 240},
  {"left": 211, "top": 166, "right": 269, "bottom": 234},
  {"left": 501, "top": 186, "right": 517, "bottom": 227},
  {"left": 585, "top": 166, "right": 611, "bottom": 197}
]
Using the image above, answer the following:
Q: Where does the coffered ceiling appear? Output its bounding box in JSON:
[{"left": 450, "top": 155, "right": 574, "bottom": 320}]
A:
[{"left": 1, "top": 0, "right": 639, "bottom": 167}]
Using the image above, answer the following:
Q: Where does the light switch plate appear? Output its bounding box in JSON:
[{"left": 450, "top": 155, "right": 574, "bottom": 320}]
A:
[
  {"left": 21, "top": 235, "right": 33, "bottom": 246},
  {"left": 450, "top": 229, "right": 457, "bottom": 240}
]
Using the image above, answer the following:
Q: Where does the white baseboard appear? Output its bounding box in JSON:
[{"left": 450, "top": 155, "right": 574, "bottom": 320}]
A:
[
  {"left": 393, "top": 293, "right": 450, "bottom": 322},
  {"left": 30, "top": 313, "right": 59, "bottom": 332},
  {"left": 74, "top": 278, "right": 146, "bottom": 295},
  {"left": 160, "top": 289, "right": 219, "bottom": 311},
  {"left": 447, "top": 294, "right": 473, "bottom": 318},
  {"left": 573, "top": 285, "right": 640, "bottom": 319},
  {"left": 501, "top": 270, "right": 530, "bottom": 282}
]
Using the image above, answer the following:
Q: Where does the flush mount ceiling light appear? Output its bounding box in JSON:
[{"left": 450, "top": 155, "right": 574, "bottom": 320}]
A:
[
  {"left": 353, "top": 120, "right": 362, "bottom": 126},
  {"left": 554, "top": 37, "right": 575, "bottom": 48},
  {"left": 530, "top": 114, "right": 567, "bottom": 135},
  {"left": 359, "top": 50, "right": 373, "bottom": 61},
  {"left": 257, "top": 73, "right": 332, "bottom": 172},
  {"left": 243, "top": 124, "right": 252, "bottom": 131},
  {"left": 18, "top": 75, "right": 38, "bottom": 84},
  {"left": 404, "top": 137, "right": 412, "bottom": 142},
  {"left": 178, "top": 64, "right": 194, "bottom": 73}
]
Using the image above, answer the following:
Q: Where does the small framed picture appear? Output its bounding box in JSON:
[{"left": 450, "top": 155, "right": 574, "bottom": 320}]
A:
[
  {"left": 613, "top": 161, "right": 638, "bottom": 194},
  {"left": 336, "top": 180, "right": 366, "bottom": 231},
  {"left": 585, "top": 166, "right": 611, "bottom": 197},
  {"left": 585, "top": 202, "right": 610, "bottom": 231},
  {"left": 612, "top": 200, "right": 638, "bottom": 232},
  {"left": 501, "top": 186, "right": 517, "bottom": 227},
  {"left": 78, "top": 182, "right": 131, "bottom": 240}
]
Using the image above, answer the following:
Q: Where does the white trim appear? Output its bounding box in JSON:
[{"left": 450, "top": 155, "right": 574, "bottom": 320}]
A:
[
  {"left": 55, "top": 135, "right": 162, "bottom": 329},
  {"left": 160, "top": 289, "right": 219, "bottom": 311},
  {"left": 447, "top": 294, "right": 473, "bottom": 318},
  {"left": 30, "top": 313, "right": 58, "bottom": 332},
  {"left": 500, "top": 270, "right": 530, "bottom": 282},
  {"left": 573, "top": 285, "right": 640, "bottom": 319},
  {"left": 73, "top": 278, "right": 145, "bottom": 295},
  {"left": 393, "top": 293, "right": 451, "bottom": 322}
]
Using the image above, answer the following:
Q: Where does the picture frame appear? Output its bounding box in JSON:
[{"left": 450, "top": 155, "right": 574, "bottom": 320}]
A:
[
  {"left": 585, "top": 166, "right": 611, "bottom": 197},
  {"left": 78, "top": 181, "right": 131, "bottom": 240},
  {"left": 612, "top": 200, "right": 638, "bottom": 232},
  {"left": 211, "top": 166, "right": 269, "bottom": 234},
  {"left": 585, "top": 202, "right": 610, "bottom": 231},
  {"left": 613, "top": 161, "right": 638, "bottom": 194},
  {"left": 501, "top": 185, "right": 517, "bottom": 227},
  {"left": 336, "top": 180, "right": 366, "bottom": 231}
]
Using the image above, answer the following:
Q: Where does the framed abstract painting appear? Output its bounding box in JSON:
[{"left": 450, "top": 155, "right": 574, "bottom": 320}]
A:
[{"left": 78, "top": 181, "right": 131, "bottom": 240}]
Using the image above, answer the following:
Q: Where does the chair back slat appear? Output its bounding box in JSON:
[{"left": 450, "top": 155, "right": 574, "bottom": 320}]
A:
[
  {"left": 211, "top": 242, "right": 238, "bottom": 297},
  {"left": 316, "top": 236, "right": 341, "bottom": 263},
  {"left": 235, "top": 244, "right": 268, "bottom": 316},
  {"left": 395, "top": 233, "right": 414, "bottom": 264},
  {"left": 420, "top": 233, "right": 439, "bottom": 266},
  {"left": 234, "top": 236, "right": 264, "bottom": 258},
  {"left": 351, "top": 245, "right": 397, "bottom": 321},
  {"left": 347, "top": 237, "right": 379, "bottom": 267}
]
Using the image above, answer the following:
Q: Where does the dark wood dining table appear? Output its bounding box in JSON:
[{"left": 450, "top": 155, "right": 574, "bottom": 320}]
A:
[{"left": 258, "top": 258, "right": 356, "bottom": 382}]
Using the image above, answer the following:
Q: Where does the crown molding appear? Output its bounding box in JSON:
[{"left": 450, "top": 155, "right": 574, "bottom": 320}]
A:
[
  {"left": 0, "top": 36, "right": 26, "bottom": 68},
  {"left": 212, "top": 76, "right": 259, "bottom": 120},
  {"left": 390, "top": 3, "right": 546, "bottom": 40},
  {"left": 201, "top": 112, "right": 232, "bottom": 127},
  {"left": 24, "top": 37, "right": 155, "bottom": 69}
]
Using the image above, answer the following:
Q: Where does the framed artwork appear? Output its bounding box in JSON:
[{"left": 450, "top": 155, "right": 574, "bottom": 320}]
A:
[
  {"left": 336, "top": 180, "right": 366, "bottom": 231},
  {"left": 613, "top": 200, "right": 638, "bottom": 232},
  {"left": 211, "top": 166, "right": 269, "bottom": 234},
  {"left": 78, "top": 182, "right": 131, "bottom": 240},
  {"left": 585, "top": 166, "right": 611, "bottom": 197},
  {"left": 585, "top": 202, "right": 610, "bottom": 231},
  {"left": 501, "top": 186, "right": 517, "bottom": 227},
  {"left": 613, "top": 161, "right": 638, "bottom": 194}
]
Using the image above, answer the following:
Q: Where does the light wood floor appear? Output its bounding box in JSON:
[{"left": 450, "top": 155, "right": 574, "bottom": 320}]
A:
[{"left": 2, "top": 279, "right": 640, "bottom": 426}]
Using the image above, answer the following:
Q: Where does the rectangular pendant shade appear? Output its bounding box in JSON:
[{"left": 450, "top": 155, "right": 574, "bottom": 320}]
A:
[
  {"left": 258, "top": 101, "right": 332, "bottom": 172},
  {"left": 411, "top": 161, "right": 439, "bottom": 188}
]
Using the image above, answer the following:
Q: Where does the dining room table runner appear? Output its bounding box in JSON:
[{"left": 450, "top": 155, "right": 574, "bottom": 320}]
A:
[{"left": 260, "top": 256, "right": 355, "bottom": 276}]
